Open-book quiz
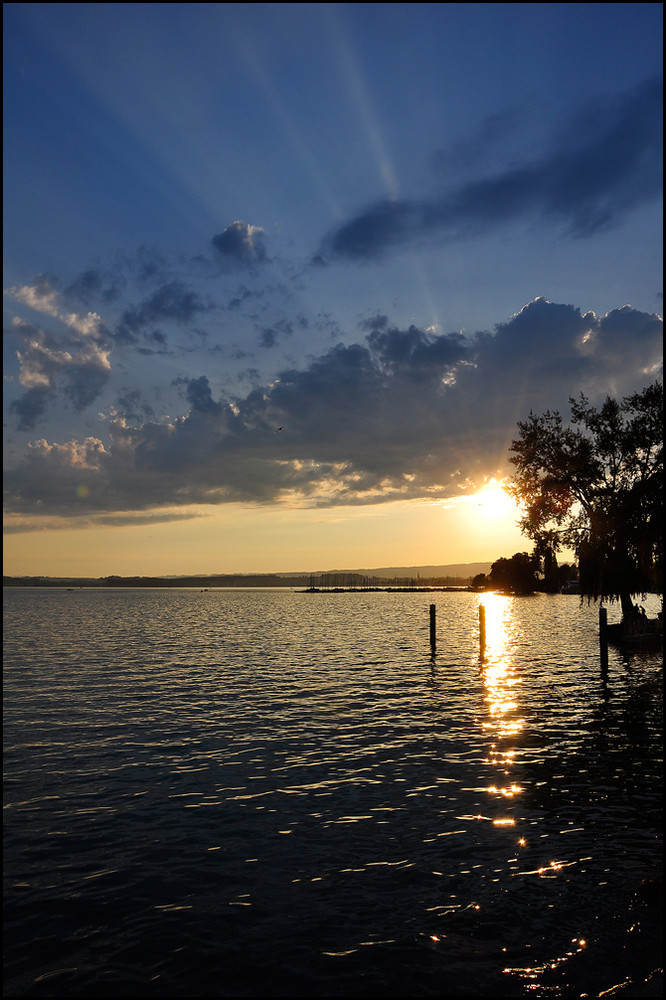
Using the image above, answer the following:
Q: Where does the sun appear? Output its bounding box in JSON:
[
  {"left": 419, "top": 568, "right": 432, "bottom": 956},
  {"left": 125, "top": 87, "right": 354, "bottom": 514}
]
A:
[
  {"left": 440, "top": 478, "right": 526, "bottom": 557},
  {"left": 474, "top": 480, "right": 518, "bottom": 521}
]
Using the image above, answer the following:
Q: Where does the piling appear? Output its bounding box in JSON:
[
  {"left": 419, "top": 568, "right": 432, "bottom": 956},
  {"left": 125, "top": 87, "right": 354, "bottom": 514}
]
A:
[
  {"left": 479, "top": 604, "right": 486, "bottom": 657},
  {"left": 599, "top": 606, "right": 608, "bottom": 670},
  {"left": 430, "top": 604, "right": 436, "bottom": 650}
]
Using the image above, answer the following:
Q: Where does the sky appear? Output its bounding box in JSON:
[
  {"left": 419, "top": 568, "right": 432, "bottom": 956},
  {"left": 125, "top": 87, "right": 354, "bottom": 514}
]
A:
[{"left": 3, "top": 2, "right": 663, "bottom": 577}]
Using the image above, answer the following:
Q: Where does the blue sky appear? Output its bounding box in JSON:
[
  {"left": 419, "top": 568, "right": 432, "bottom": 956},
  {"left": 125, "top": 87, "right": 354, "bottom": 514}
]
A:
[{"left": 3, "top": 3, "right": 663, "bottom": 575}]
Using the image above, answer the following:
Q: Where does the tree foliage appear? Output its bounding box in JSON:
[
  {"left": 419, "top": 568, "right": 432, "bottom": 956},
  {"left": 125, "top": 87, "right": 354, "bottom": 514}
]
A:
[
  {"left": 508, "top": 381, "right": 663, "bottom": 615},
  {"left": 489, "top": 552, "right": 539, "bottom": 594}
]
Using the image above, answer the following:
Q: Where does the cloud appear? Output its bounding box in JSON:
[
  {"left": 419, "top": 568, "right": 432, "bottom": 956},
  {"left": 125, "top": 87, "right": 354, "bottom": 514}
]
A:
[
  {"left": 183, "top": 375, "right": 223, "bottom": 415},
  {"left": 4, "top": 299, "right": 661, "bottom": 520},
  {"left": 5, "top": 276, "right": 60, "bottom": 316},
  {"left": 9, "top": 386, "right": 51, "bottom": 431},
  {"left": 63, "top": 248, "right": 173, "bottom": 309},
  {"left": 211, "top": 221, "right": 268, "bottom": 267},
  {"left": 64, "top": 265, "right": 127, "bottom": 306},
  {"left": 115, "top": 280, "right": 207, "bottom": 342},
  {"left": 3, "top": 508, "right": 208, "bottom": 534},
  {"left": 364, "top": 318, "right": 470, "bottom": 378},
  {"left": 259, "top": 317, "right": 296, "bottom": 349},
  {"left": 5, "top": 284, "right": 113, "bottom": 429},
  {"left": 8, "top": 322, "right": 112, "bottom": 427},
  {"left": 114, "top": 388, "right": 155, "bottom": 423},
  {"left": 320, "top": 76, "right": 663, "bottom": 261}
]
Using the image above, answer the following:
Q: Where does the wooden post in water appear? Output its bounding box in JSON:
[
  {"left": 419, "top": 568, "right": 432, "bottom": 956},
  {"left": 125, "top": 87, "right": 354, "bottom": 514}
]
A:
[
  {"left": 479, "top": 604, "right": 486, "bottom": 658},
  {"left": 599, "top": 606, "right": 608, "bottom": 670},
  {"left": 429, "top": 604, "right": 436, "bottom": 651}
]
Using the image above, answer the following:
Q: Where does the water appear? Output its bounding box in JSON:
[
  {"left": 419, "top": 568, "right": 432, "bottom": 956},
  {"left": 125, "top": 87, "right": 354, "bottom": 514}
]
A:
[{"left": 3, "top": 587, "right": 663, "bottom": 997}]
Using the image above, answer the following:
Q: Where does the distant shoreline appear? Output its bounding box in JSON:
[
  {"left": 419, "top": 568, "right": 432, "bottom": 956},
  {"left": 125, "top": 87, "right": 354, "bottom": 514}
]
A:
[
  {"left": 300, "top": 586, "right": 473, "bottom": 593},
  {"left": 2, "top": 574, "right": 480, "bottom": 590}
]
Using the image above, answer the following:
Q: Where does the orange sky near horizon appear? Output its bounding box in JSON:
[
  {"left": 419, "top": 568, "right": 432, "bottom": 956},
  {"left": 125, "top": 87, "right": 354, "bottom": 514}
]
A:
[{"left": 3, "top": 483, "right": 532, "bottom": 578}]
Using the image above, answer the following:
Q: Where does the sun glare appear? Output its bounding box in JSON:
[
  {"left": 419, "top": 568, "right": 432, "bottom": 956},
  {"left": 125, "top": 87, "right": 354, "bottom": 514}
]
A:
[{"left": 474, "top": 481, "right": 517, "bottom": 520}]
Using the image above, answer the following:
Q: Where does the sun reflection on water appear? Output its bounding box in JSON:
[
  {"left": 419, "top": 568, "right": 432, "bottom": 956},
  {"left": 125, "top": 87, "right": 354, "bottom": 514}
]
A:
[
  {"left": 478, "top": 594, "right": 526, "bottom": 823},
  {"left": 479, "top": 596, "right": 525, "bottom": 732},
  {"left": 476, "top": 596, "right": 595, "bottom": 993}
]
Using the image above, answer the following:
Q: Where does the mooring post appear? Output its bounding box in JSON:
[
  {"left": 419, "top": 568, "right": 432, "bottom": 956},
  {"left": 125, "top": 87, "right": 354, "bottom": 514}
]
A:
[
  {"left": 479, "top": 604, "right": 486, "bottom": 658},
  {"left": 599, "top": 606, "right": 608, "bottom": 671},
  {"left": 430, "top": 604, "right": 436, "bottom": 650}
]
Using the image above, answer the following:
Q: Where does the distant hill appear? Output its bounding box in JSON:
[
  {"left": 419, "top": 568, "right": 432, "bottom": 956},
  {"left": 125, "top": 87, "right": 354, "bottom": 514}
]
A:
[
  {"left": 3, "top": 562, "right": 492, "bottom": 588},
  {"left": 291, "top": 562, "right": 492, "bottom": 579}
]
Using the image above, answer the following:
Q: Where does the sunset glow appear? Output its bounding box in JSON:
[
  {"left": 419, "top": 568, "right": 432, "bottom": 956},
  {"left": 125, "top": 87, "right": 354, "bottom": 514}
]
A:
[
  {"left": 473, "top": 482, "right": 520, "bottom": 521},
  {"left": 3, "top": 4, "right": 662, "bottom": 578},
  {"left": 3, "top": 8, "right": 663, "bottom": 989}
]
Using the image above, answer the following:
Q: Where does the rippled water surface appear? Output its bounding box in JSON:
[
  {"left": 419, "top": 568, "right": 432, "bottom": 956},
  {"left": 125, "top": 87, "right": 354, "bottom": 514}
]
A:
[{"left": 3, "top": 588, "right": 663, "bottom": 997}]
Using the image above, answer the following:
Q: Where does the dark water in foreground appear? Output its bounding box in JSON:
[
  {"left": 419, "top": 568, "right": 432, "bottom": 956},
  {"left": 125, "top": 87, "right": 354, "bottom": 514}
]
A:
[{"left": 3, "top": 588, "right": 663, "bottom": 997}]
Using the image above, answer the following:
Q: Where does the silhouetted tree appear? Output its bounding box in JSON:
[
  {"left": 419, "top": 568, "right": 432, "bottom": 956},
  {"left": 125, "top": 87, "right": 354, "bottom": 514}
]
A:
[
  {"left": 508, "top": 381, "right": 663, "bottom": 619},
  {"left": 535, "top": 538, "right": 560, "bottom": 593},
  {"left": 489, "top": 552, "right": 539, "bottom": 594}
]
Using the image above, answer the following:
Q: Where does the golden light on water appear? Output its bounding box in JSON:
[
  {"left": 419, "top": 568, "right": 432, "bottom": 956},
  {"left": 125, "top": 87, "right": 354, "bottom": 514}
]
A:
[
  {"left": 480, "top": 593, "right": 525, "bottom": 746},
  {"left": 487, "top": 784, "right": 522, "bottom": 797},
  {"left": 478, "top": 593, "right": 529, "bottom": 840},
  {"left": 503, "top": 937, "right": 588, "bottom": 981}
]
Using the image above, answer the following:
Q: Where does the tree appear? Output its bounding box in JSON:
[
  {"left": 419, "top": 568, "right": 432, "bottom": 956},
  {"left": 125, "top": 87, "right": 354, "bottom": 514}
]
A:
[
  {"left": 508, "top": 381, "right": 663, "bottom": 619},
  {"left": 488, "top": 552, "right": 539, "bottom": 594}
]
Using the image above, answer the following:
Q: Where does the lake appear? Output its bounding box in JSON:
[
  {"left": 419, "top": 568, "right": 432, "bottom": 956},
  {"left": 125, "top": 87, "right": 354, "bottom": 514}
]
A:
[{"left": 3, "top": 587, "right": 663, "bottom": 997}]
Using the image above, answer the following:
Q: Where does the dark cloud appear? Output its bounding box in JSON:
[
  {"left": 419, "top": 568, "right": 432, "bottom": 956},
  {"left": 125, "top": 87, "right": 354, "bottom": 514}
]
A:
[
  {"left": 259, "top": 318, "right": 294, "bottom": 349},
  {"left": 2, "top": 509, "right": 207, "bottom": 533},
  {"left": 143, "top": 281, "right": 206, "bottom": 323},
  {"left": 185, "top": 375, "right": 222, "bottom": 415},
  {"left": 115, "top": 280, "right": 207, "bottom": 342},
  {"left": 64, "top": 248, "right": 173, "bottom": 310},
  {"left": 136, "top": 329, "right": 171, "bottom": 356},
  {"left": 9, "top": 386, "right": 51, "bottom": 431},
  {"left": 64, "top": 266, "right": 126, "bottom": 306},
  {"left": 322, "top": 199, "right": 418, "bottom": 261},
  {"left": 259, "top": 328, "right": 278, "bottom": 349},
  {"left": 115, "top": 389, "right": 155, "bottom": 423},
  {"left": 211, "top": 221, "right": 268, "bottom": 268},
  {"left": 7, "top": 299, "right": 662, "bottom": 513},
  {"left": 4, "top": 299, "right": 661, "bottom": 519},
  {"left": 366, "top": 322, "right": 470, "bottom": 379},
  {"left": 63, "top": 364, "right": 112, "bottom": 411},
  {"left": 320, "top": 76, "right": 663, "bottom": 261}
]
